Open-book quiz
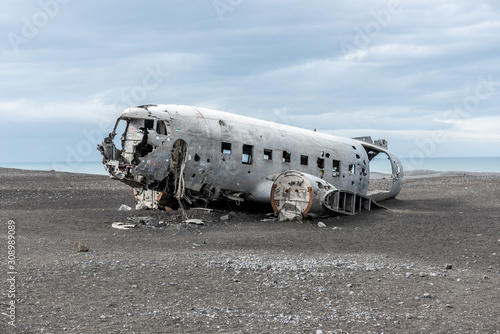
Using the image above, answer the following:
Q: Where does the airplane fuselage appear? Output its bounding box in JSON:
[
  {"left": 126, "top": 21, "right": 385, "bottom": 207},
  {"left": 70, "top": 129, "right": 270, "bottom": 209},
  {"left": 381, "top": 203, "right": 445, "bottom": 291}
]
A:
[{"left": 98, "top": 104, "right": 403, "bottom": 216}]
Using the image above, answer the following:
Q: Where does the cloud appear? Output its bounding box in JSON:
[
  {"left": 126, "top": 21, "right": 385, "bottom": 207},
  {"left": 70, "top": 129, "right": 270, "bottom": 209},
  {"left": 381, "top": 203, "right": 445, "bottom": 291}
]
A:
[
  {"left": 0, "top": 99, "right": 118, "bottom": 124},
  {"left": 1, "top": 0, "right": 500, "bottom": 163}
]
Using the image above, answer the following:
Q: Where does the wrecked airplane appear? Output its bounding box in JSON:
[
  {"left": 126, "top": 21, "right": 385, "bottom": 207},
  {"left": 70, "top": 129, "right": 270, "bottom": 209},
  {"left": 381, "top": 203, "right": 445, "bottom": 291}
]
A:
[{"left": 98, "top": 104, "right": 403, "bottom": 221}]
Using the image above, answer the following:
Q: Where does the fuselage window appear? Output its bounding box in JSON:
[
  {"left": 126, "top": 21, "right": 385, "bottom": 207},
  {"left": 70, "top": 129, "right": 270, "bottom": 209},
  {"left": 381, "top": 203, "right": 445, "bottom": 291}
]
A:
[
  {"left": 333, "top": 160, "right": 340, "bottom": 177},
  {"left": 221, "top": 142, "right": 232, "bottom": 154},
  {"left": 144, "top": 119, "right": 154, "bottom": 129},
  {"left": 242, "top": 145, "right": 253, "bottom": 164},
  {"left": 301, "top": 155, "right": 308, "bottom": 166},
  {"left": 264, "top": 149, "right": 272, "bottom": 160},
  {"left": 156, "top": 121, "right": 170, "bottom": 135},
  {"left": 282, "top": 151, "right": 291, "bottom": 163},
  {"left": 348, "top": 164, "right": 355, "bottom": 174},
  {"left": 317, "top": 157, "right": 325, "bottom": 169}
]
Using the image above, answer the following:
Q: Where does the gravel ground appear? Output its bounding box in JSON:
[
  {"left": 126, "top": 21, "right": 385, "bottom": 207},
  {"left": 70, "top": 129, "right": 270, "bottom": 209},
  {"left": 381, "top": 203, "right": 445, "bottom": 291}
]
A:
[{"left": 0, "top": 168, "right": 499, "bottom": 333}]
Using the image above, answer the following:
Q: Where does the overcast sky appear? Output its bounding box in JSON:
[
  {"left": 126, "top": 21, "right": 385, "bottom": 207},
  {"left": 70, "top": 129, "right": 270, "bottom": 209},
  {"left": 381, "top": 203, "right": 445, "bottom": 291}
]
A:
[{"left": 1, "top": 0, "right": 499, "bottom": 167}]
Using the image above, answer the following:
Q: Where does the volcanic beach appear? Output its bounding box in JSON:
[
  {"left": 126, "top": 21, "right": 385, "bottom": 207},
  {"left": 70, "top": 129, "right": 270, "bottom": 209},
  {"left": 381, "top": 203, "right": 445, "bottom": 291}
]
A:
[{"left": 1, "top": 168, "right": 499, "bottom": 333}]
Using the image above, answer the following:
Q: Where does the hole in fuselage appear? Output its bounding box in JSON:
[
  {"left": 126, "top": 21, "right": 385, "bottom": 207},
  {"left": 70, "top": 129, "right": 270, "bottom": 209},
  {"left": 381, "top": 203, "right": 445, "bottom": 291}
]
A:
[{"left": 368, "top": 152, "right": 394, "bottom": 192}]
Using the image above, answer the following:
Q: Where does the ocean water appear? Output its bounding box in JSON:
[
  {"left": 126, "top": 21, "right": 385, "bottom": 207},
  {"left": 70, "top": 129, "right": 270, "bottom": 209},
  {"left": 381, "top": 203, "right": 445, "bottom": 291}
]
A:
[
  {"left": 1, "top": 157, "right": 499, "bottom": 175},
  {"left": 370, "top": 156, "right": 500, "bottom": 174}
]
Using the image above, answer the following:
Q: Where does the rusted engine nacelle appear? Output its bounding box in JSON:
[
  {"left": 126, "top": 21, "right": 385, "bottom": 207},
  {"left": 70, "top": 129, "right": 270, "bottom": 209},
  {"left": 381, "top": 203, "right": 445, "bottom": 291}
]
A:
[{"left": 270, "top": 170, "right": 373, "bottom": 221}]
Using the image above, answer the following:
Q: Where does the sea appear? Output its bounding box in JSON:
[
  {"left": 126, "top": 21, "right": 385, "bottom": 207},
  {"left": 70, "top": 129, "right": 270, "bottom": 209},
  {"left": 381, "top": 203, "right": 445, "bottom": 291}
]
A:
[{"left": 1, "top": 157, "right": 499, "bottom": 175}]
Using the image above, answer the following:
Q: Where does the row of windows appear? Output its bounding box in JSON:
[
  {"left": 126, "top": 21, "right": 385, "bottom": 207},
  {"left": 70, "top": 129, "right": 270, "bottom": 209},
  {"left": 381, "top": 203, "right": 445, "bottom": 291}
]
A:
[
  {"left": 139, "top": 119, "right": 171, "bottom": 136},
  {"left": 220, "top": 142, "right": 362, "bottom": 177}
]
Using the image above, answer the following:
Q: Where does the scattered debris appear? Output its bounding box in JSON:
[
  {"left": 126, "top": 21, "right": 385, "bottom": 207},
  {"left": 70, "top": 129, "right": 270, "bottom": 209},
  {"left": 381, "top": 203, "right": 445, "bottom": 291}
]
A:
[
  {"left": 112, "top": 222, "right": 136, "bottom": 230},
  {"left": 445, "top": 263, "right": 453, "bottom": 270},
  {"left": 74, "top": 241, "right": 89, "bottom": 252},
  {"left": 127, "top": 217, "right": 165, "bottom": 227},
  {"left": 220, "top": 212, "right": 235, "bottom": 221},
  {"left": 184, "top": 219, "right": 206, "bottom": 225},
  {"left": 145, "top": 217, "right": 160, "bottom": 227},
  {"left": 189, "top": 208, "right": 214, "bottom": 212},
  {"left": 135, "top": 203, "right": 149, "bottom": 210},
  {"left": 332, "top": 226, "right": 342, "bottom": 231},
  {"left": 423, "top": 293, "right": 432, "bottom": 298},
  {"left": 317, "top": 222, "right": 327, "bottom": 228},
  {"left": 260, "top": 218, "right": 278, "bottom": 222},
  {"left": 118, "top": 204, "right": 132, "bottom": 211}
]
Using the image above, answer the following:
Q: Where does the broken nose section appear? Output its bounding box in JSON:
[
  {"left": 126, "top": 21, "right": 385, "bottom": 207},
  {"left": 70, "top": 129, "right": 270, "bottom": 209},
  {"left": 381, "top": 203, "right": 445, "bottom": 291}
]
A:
[
  {"left": 97, "top": 136, "right": 144, "bottom": 187},
  {"left": 130, "top": 149, "right": 171, "bottom": 181}
]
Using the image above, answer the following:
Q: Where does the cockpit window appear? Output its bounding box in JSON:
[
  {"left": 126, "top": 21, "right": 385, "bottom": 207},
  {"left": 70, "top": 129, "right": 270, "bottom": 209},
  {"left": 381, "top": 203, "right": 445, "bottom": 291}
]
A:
[
  {"left": 112, "top": 119, "right": 129, "bottom": 148},
  {"left": 144, "top": 119, "right": 154, "bottom": 129}
]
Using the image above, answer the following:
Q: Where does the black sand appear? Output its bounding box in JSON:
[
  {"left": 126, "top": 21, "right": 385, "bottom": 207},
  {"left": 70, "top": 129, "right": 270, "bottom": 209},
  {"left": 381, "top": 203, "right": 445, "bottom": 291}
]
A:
[{"left": 1, "top": 168, "right": 499, "bottom": 333}]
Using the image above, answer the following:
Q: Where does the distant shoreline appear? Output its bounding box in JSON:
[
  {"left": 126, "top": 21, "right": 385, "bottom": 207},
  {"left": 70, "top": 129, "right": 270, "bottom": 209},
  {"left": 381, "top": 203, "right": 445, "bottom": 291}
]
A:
[
  {"left": 2, "top": 166, "right": 500, "bottom": 179},
  {"left": 2, "top": 157, "right": 500, "bottom": 176},
  {"left": 372, "top": 170, "right": 500, "bottom": 179}
]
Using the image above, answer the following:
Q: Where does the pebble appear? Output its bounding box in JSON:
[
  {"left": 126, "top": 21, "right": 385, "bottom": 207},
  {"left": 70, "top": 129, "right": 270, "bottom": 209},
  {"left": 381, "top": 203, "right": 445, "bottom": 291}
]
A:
[
  {"left": 423, "top": 293, "right": 432, "bottom": 298},
  {"left": 317, "top": 222, "right": 326, "bottom": 228},
  {"left": 419, "top": 272, "right": 426, "bottom": 277},
  {"left": 74, "top": 241, "right": 89, "bottom": 252},
  {"left": 445, "top": 263, "right": 453, "bottom": 270},
  {"left": 405, "top": 272, "right": 412, "bottom": 278}
]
